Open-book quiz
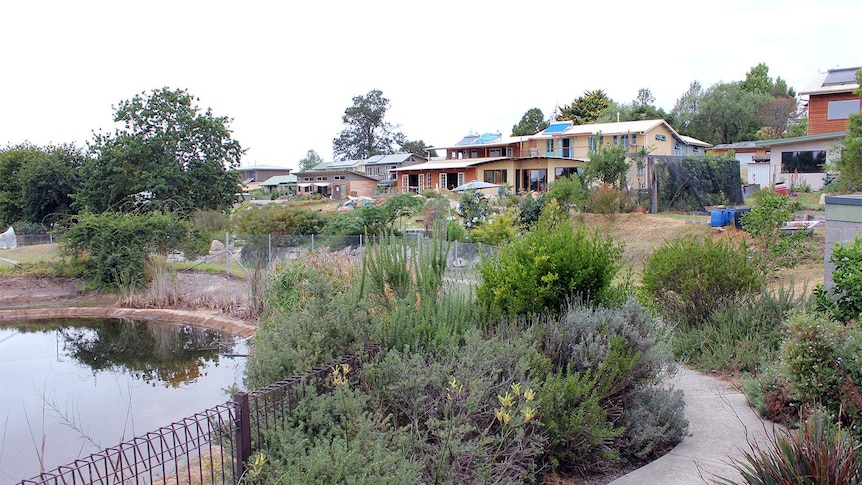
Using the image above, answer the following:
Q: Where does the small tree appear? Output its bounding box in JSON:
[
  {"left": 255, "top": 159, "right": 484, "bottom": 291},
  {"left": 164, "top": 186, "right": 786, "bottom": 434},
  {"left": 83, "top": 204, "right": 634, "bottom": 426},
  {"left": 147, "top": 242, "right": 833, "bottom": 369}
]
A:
[
  {"left": 585, "top": 145, "right": 629, "bottom": 189},
  {"left": 511, "top": 108, "right": 550, "bottom": 136},
  {"left": 741, "top": 190, "right": 810, "bottom": 271},
  {"left": 298, "top": 149, "right": 323, "bottom": 171},
  {"left": 547, "top": 173, "right": 589, "bottom": 211}
]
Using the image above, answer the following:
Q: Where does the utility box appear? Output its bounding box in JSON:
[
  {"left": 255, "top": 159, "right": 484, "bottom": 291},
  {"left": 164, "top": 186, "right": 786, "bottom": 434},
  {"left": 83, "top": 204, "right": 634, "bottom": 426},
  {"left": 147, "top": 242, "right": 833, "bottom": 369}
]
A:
[{"left": 823, "top": 195, "right": 862, "bottom": 289}]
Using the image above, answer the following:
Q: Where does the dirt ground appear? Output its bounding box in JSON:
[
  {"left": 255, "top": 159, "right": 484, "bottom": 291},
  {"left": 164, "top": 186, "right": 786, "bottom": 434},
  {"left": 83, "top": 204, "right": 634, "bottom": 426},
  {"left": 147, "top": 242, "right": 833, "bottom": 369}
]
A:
[{"left": 0, "top": 272, "right": 250, "bottom": 309}]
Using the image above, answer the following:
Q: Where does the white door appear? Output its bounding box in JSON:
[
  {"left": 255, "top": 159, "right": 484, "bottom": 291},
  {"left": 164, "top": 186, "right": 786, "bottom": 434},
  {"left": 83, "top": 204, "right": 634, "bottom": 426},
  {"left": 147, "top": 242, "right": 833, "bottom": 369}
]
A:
[{"left": 747, "top": 162, "right": 771, "bottom": 187}]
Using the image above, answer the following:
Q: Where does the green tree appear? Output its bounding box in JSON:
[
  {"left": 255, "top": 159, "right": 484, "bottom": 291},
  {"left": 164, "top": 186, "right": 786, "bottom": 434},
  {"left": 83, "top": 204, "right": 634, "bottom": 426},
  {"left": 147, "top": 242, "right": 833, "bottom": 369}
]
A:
[
  {"left": 688, "top": 82, "right": 771, "bottom": 144},
  {"left": 18, "top": 144, "right": 84, "bottom": 225},
  {"left": 629, "top": 87, "right": 669, "bottom": 121},
  {"left": 78, "top": 87, "right": 243, "bottom": 214},
  {"left": 332, "top": 89, "right": 405, "bottom": 160},
  {"left": 671, "top": 81, "right": 704, "bottom": 134},
  {"left": 0, "top": 143, "right": 83, "bottom": 226},
  {"left": 0, "top": 144, "right": 41, "bottom": 225},
  {"left": 557, "top": 90, "right": 612, "bottom": 125},
  {"left": 298, "top": 149, "right": 323, "bottom": 171},
  {"left": 400, "top": 139, "right": 434, "bottom": 158},
  {"left": 585, "top": 145, "right": 629, "bottom": 189},
  {"left": 831, "top": 68, "right": 862, "bottom": 193},
  {"left": 512, "top": 108, "right": 550, "bottom": 135},
  {"left": 740, "top": 62, "right": 774, "bottom": 96}
]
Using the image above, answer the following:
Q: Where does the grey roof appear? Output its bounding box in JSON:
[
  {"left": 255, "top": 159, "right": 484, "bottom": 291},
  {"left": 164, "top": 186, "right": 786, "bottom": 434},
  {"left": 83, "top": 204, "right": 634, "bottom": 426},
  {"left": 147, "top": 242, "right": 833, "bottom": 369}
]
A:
[
  {"left": 364, "top": 153, "right": 423, "bottom": 165},
  {"left": 712, "top": 141, "right": 758, "bottom": 150},
  {"left": 259, "top": 175, "right": 297, "bottom": 186},
  {"left": 753, "top": 131, "right": 847, "bottom": 147}
]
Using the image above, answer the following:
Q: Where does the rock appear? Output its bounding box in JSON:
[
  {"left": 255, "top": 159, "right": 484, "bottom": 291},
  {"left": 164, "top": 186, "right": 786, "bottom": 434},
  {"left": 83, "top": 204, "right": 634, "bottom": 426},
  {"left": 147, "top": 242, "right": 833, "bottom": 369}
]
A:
[{"left": 210, "top": 239, "right": 225, "bottom": 252}]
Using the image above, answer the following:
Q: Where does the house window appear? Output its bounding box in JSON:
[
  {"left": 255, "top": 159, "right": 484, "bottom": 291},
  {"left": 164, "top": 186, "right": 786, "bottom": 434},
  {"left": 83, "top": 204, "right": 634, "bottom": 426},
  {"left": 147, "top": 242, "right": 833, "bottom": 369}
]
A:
[
  {"left": 655, "top": 134, "right": 667, "bottom": 141},
  {"left": 457, "top": 172, "right": 465, "bottom": 187},
  {"left": 418, "top": 173, "right": 425, "bottom": 190},
  {"left": 827, "top": 99, "right": 861, "bottom": 120},
  {"left": 439, "top": 173, "right": 447, "bottom": 189},
  {"left": 782, "top": 150, "right": 826, "bottom": 173},
  {"left": 484, "top": 169, "right": 507, "bottom": 184},
  {"left": 523, "top": 169, "right": 547, "bottom": 191},
  {"left": 402, "top": 174, "right": 409, "bottom": 191},
  {"left": 316, "top": 176, "right": 328, "bottom": 181},
  {"left": 426, "top": 173, "right": 432, "bottom": 189},
  {"left": 471, "top": 150, "right": 478, "bottom": 158},
  {"left": 490, "top": 148, "right": 502, "bottom": 157},
  {"left": 613, "top": 135, "right": 618, "bottom": 145},
  {"left": 589, "top": 136, "right": 597, "bottom": 151},
  {"left": 555, "top": 167, "right": 579, "bottom": 178},
  {"left": 507, "top": 147, "right": 513, "bottom": 157},
  {"left": 334, "top": 175, "right": 346, "bottom": 180},
  {"left": 632, "top": 134, "right": 637, "bottom": 146},
  {"left": 546, "top": 139, "right": 554, "bottom": 154},
  {"left": 620, "top": 134, "right": 629, "bottom": 148}
]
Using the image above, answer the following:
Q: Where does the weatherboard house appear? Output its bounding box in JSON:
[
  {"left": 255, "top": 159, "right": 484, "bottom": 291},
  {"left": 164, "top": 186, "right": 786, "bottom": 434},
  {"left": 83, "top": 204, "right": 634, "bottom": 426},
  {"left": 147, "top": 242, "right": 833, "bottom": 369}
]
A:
[
  {"left": 714, "top": 66, "right": 860, "bottom": 190},
  {"left": 394, "top": 119, "right": 710, "bottom": 193}
]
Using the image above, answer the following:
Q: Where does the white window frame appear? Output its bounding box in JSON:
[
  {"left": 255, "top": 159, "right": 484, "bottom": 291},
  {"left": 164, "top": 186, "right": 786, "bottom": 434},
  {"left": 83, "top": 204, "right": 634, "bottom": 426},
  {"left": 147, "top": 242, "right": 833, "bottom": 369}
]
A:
[
  {"left": 439, "top": 173, "right": 447, "bottom": 189},
  {"left": 457, "top": 172, "right": 465, "bottom": 186}
]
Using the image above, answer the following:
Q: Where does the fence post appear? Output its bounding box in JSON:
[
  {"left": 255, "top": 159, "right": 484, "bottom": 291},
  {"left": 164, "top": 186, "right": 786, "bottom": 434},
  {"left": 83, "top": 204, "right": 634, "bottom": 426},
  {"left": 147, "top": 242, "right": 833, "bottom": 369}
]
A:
[
  {"left": 359, "top": 234, "right": 363, "bottom": 251},
  {"left": 225, "top": 232, "right": 231, "bottom": 277},
  {"left": 311, "top": 234, "right": 315, "bottom": 251},
  {"left": 268, "top": 234, "right": 272, "bottom": 264},
  {"left": 234, "top": 392, "right": 251, "bottom": 479}
]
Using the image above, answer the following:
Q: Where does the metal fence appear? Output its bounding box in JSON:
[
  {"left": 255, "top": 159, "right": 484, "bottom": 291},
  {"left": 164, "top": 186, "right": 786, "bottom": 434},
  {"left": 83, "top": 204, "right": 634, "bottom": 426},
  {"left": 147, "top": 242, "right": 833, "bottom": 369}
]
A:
[{"left": 19, "top": 345, "right": 381, "bottom": 485}]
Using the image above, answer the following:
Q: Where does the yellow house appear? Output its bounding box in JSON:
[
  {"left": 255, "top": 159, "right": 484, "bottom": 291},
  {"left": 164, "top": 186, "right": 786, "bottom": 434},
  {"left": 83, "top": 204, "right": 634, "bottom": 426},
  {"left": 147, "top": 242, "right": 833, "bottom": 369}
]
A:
[{"left": 395, "top": 119, "right": 710, "bottom": 193}]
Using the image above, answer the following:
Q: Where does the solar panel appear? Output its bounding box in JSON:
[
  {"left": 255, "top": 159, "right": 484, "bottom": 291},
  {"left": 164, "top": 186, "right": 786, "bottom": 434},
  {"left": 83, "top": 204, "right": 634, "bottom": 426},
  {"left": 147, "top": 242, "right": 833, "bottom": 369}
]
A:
[
  {"left": 456, "top": 135, "right": 479, "bottom": 145},
  {"left": 823, "top": 68, "right": 860, "bottom": 86},
  {"left": 543, "top": 122, "right": 571, "bottom": 134},
  {"left": 475, "top": 133, "right": 501, "bottom": 144}
]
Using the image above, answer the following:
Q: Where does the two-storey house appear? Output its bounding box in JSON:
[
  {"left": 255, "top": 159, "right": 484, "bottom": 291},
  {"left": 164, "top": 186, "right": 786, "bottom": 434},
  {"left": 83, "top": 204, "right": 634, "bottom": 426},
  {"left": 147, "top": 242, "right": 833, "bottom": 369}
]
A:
[
  {"left": 395, "top": 119, "right": 710, "bottom": 193},
  {"left": 734, "top": 67, "right": 860, "bottom": 190}
]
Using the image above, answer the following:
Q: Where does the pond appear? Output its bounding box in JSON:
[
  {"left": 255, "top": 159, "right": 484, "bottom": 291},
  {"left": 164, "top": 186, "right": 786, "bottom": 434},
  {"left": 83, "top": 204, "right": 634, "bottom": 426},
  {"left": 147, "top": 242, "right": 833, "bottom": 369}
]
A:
[{"left": 0, "top": 318, "right": 247, "bottom": 483}]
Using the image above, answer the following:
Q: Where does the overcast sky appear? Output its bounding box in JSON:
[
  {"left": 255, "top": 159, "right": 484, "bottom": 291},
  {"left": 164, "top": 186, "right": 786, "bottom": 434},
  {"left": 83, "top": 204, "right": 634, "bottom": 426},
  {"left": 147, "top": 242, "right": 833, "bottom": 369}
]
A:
[{"left": 1, "top": 0, "right": 858, "bottom": 170}]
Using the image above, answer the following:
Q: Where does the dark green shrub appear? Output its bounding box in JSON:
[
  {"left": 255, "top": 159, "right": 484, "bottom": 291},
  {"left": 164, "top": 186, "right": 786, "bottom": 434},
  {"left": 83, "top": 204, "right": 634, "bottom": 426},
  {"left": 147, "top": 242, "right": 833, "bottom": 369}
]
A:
[
  {"left": 718, "top": 408, "right": 862, "bottom": 485},
  {"left": 816, "top": 235, "right": 862, "bottom": 323},
  {"left": 642, "top": 236, "right": 763, "bottom": 326},
  {"left": 517, "top": 192, "right": 546, "bottom": 227},
  {"left": 477, "top": 201, "right": 623, "bottom": 318},
  {"left": 61, "top": 211, "right": 205, "bottom": 288}
]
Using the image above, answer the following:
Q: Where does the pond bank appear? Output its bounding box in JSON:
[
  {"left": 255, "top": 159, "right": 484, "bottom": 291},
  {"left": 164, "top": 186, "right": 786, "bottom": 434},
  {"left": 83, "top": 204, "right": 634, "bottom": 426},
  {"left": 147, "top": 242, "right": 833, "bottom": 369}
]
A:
[{"left": 0, "top": 306, "right": 257, "bottom": 337}]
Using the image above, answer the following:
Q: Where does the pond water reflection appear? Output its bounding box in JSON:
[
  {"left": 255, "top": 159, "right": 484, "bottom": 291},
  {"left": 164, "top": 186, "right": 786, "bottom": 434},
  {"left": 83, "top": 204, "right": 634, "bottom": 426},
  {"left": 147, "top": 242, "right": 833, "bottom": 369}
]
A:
[{"left": 0, "top": 318, "right": 247, "bottom": 483}]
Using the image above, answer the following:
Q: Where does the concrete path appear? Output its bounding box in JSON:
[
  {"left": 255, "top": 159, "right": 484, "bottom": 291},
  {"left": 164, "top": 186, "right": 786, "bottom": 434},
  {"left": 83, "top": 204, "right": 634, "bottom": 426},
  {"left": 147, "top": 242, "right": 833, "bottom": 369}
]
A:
[{"left": 610, "top": 368, "right": 782, "bottom": 485}]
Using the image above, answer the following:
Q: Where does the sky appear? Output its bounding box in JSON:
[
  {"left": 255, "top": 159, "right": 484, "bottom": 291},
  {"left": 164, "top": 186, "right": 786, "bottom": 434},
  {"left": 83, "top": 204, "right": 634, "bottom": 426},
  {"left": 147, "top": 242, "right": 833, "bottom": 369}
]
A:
[{"left": 1, "top": 0, "right": 859, "bottom": 171}]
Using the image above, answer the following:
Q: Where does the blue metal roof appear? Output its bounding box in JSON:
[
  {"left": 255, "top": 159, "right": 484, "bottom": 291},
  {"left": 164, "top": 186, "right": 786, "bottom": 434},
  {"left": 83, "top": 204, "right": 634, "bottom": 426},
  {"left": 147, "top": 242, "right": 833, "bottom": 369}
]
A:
[
  {"left": 543, "top": 122, "right": 571, "bottom": 134},
  {"left": 475, "top": 133, "right": 501, "bottom": 144}
]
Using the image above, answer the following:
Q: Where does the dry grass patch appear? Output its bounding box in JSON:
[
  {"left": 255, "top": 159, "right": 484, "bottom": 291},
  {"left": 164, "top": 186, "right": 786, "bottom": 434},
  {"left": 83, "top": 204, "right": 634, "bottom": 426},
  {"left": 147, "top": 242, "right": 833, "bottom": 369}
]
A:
[
  {"left": 581, "top": 213, "right": 713, "bottom": 276},
  {"left": 0, "top": 243, "right": 58, "bottom": 264}
]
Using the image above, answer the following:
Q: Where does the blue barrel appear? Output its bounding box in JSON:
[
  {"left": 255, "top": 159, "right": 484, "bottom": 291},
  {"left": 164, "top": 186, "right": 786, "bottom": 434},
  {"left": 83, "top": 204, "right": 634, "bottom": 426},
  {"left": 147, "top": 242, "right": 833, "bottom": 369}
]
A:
[
  {"left": 725, "top": 209, "right": 736, "bottom": 227},
  {"left": 711, "top": 209, "right": 726, "bottom": 227}
]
